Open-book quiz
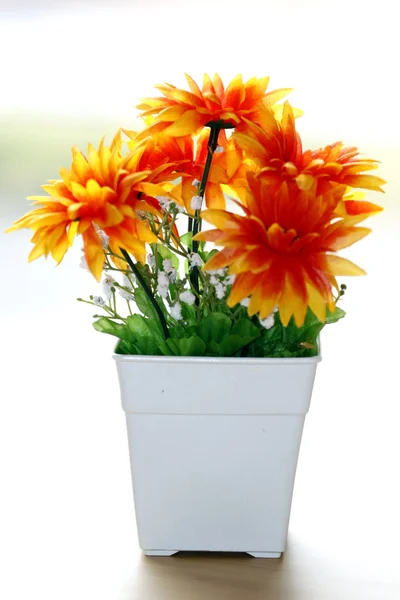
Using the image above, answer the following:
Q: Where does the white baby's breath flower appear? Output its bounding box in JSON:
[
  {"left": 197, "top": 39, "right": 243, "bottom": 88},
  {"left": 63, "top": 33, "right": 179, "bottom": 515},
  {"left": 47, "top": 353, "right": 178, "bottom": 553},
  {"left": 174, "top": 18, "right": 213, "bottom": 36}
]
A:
[
  {"left": 93, "top": 296, "right": 105, "bottom": 307},
  {"left": 156, "top": 195, "right": 171, "bottom": 211},
  {"left": 168, "top": 267, "right": 177, "bottom": 283},
  {"left": 214, "top": 145, "right": 224, "bottom": 153},
  {"left": 157, "top": 271, "right": 170, "bottom": 298},
  {"left": 147, "top": 253, "right": 156, "bottom": 268},
  {"left": 210, "top": 275, "right": 219, "bottom": 286},
  {"left": 215, "top": 282, "right": 226, "bottom": 300},
  {"left": 192, "top": 178, "right": 200, "bottom": 187},
  {"left": 224, "top": 274, "right": 236, "bottom": 285},
  {"left": 119, "top": 288, "right": 134, "bottom": 301},
  {"left": 118, "top": 275, "right": 134, "bottom": 301},
  {"left": 259, "top": 315, "right": 275, "bottom": 330},
  {"left": 103, "top": 274, "right": 115, "bottom": 286},
  {"left": 189, "top": 252, "right": 203, "bottom": 268},
  {"left": 163, "top": 258, "right": 173, "bottom": 273},
  {"left": 122, "top": 274, "right": 133, "bottom": 288},
  {"left": 240, "top": 298, "right": 250, "bottom": 307},
  {"left": 157, "top": 285, "right": 169, "bottom": 298},
  {"left": 209, "top": 268, "right": 226, "bottom": 277},
  {"left": 157, "top": 196, "right": 185, "bottom": 214},
  {"left": 170, "top": 303, "right": 183, "bottom": 320},
  {"left": 190, "top": 195, "right": 203, "bottom": 211},
  {"left": 79, "top": 255, "right": 88, "bottom": 270},
  {"left": 102, "top": 274, "right": 116, "bottom": 300},
  {"left": 157, "top": 272, "right": 170, "bottom": 287},
  {"left": 179, "top": 290, "right": 196, "bottom": 305}
]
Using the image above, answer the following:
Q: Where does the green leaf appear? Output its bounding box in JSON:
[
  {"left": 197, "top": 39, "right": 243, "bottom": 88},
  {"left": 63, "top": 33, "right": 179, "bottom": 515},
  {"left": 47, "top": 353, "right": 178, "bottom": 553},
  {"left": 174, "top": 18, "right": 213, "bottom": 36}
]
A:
[
  {"left": 156, "top": 245, "right": 180, "bottom": 270},
  {"left": 180, "top": 232, "right": 193, "bottom": 248},
  {"left": 134, "top": 287, "right": 157, "bottom": 318},
  {"left": 325, "top": 306, "right": 346, "bottom": 324},
  {"left": 134, "top": 336, "right": 162, "bottom": 355},
  {"left": 176, "top": 336, "right": 206, "bottom": 356},
  {"left": 186, "top": 325, "right": 199, "bottom": 337},
  {"left": 180, "top": 302, "right": 197, "bottom": 324},
  {"left": 199, "top": 248, "right": 218, "bottom": 263},
  {"left": 158, "top": 336, "right": 206, "bottom": 356},
  {"left": 133, "top": 288, "right": 166, "bottom": 336},
  {"left": 158, "top": 338, "right": 181, "bottom": 356},
  {"left": 127, "top": 314, "right": 152, "bottom": 338},
  {"left": 272, "top": 349, "right": 297, "bottom": 358},
  {"left": 114, "top": 339, "right": 140, "bottom": 355},
  {"left": 209, "top": 335, "right": 257, "bottom": 357},
  {"left": 169, "top": 325, "right": 187, "bottom": 339},
  {"left": 145, "top": 319, "right": 165, "bottom": 343},
  {"left": 93, "top": 317, "right": 131, "bottom": 342},
  {"left": 126, "top": 314, "right": 165, "bottom": 350},
  {"left": 231, "top": 318, "right": 261, "bottom": 341},
  {"left": 198, "top": 313, "right": 232, "bottom": 344}
]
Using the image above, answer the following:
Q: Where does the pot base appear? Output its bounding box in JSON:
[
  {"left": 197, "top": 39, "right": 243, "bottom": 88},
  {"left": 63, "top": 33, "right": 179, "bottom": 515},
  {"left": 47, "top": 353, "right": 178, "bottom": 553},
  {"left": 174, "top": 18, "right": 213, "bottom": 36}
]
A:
[
  {"left": 144, "top": 550, "right": 179, "bottom": 557},
  {"left": 247, "top": 551, "right": 281, "bottom": 558},
  {"left": 143, "top": 550, "right": 282, "bottom": 558}
]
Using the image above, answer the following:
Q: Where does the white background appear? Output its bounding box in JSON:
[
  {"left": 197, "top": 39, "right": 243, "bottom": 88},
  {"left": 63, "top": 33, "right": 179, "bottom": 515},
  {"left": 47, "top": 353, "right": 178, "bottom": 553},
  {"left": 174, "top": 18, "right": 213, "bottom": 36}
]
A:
[{"left": 1, "top": 1, "right": 399, "bottom": 598}]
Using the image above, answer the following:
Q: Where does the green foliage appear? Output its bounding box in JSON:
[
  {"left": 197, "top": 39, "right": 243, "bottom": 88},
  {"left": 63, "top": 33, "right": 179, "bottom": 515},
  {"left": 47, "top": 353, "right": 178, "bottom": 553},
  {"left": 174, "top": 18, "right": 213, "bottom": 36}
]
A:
[
  {"left": 159, "top": 336, "right": 207, "bottom": 356},
  {"left": 156, "top": 245, "right": 180, "bottom": 270},
  {"left": 246, "top": 306, "right": 346, "bottom": 358},
  {"left": 180, "top": 232, "right": 193, "bottom": 249},
  {"left": 198, "top": 248, "right": 218, "bottom": 264},
  {"left": 96, "top": 299, "right": 346, "bottom": 358},
  {"left": 198, "top": 313, "right": 232, "bottom": 343},
  {"left": 93, "top": 317, "right": 131, "bottom": 341},
  {"left": 133, "top": 288, "right": 166, "bottom": 335},
  {"left": 87, "top": 231, "right": 347, "bottom": 359}
]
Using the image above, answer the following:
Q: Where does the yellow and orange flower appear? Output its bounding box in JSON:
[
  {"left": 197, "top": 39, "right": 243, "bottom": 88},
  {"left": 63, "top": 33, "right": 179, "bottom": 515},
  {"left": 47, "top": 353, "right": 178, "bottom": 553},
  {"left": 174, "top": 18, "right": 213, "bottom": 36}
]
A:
[
  {"left": 124, "top": 128, "right": 251, "bottom": 210},
  {"left": 194, "top": 174, "right": 383, "bottom": 326},
  {"left": 6, "top": 136, "right": 176, "bottom": 280},
  {"left": 123, "top": 128, "right": 198, "bottom": 212},
  {"left": 136, "top": 73, "right": 293, "bottom": 138},
  {"left": 233, "top": 102, "right": 386, "bottom": 195}
]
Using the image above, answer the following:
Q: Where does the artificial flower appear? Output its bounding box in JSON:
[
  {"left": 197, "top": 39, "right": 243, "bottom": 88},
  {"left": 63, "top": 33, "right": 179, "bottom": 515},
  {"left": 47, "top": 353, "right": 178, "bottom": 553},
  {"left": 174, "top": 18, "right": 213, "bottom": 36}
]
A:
[
  {"left": 188, "top": 252, "right": 203, "bottom": 268},
  {"left": 6, "top": 136, "right": 176, "bottom": 280},
  {"left": 124, "top": 128, "right": 243, "bottom": 210},
  {"left": 170, "top": 303, "right": 183, "bottom": 320},
  {"left": 179, "top": 290, "right": 196, "bottom": 305},
  {"left": 233, "top": 102, "right": 386, "bottom": 196},
  {"left": 136, "top": 73, "right": 293, "bottom": 138},
  {"left": 194, "top": 174, "right": 380, "bottom": 326}
]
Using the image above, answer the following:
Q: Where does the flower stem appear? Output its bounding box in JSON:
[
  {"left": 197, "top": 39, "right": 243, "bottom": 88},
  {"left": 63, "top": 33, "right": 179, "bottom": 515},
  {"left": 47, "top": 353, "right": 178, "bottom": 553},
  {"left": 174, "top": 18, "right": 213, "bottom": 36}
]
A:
[
  {"left": 120, "top": 248, "right": 169, "bottom": 339},
  {"left": 190, "top": 123, "right": 221, "bottom": 301}
]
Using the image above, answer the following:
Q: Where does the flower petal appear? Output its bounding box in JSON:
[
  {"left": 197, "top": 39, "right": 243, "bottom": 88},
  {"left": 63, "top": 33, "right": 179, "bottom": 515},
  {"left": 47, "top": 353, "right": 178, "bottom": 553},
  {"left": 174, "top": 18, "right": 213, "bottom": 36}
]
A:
[{"left": 164, "top": 110, "right": 207, "bottom": 136}]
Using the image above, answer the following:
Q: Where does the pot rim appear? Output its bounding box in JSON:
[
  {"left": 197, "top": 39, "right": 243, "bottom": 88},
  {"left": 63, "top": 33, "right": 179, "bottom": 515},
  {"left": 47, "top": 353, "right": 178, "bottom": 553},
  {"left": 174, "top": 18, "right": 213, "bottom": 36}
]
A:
[{"left": 113, "top": 354, "right": 322, "bottom": 366}]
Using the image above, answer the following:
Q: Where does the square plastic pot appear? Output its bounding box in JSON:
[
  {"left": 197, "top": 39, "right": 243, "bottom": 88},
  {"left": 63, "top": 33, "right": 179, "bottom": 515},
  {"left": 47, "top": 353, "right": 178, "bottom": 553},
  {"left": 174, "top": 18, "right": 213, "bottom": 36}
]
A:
[{"left": 114, "top": 354, "right": 320, "bottom": 558}]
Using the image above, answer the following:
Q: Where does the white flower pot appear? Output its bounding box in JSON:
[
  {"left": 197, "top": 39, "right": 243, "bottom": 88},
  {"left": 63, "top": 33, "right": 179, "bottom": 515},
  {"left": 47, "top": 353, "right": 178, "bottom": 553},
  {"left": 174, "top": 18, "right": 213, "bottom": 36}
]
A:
[{"left": 114, "top": 354, "right": 320, "bottom": 558}]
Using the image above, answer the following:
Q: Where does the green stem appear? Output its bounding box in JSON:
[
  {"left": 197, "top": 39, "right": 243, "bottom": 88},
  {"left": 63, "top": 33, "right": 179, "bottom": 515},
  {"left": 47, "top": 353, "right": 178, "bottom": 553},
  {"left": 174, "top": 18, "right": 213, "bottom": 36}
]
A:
[
  {"left": 77, "top": 298, "right": 123, "bottom": 320},
  {"left": 190, "top": 124, "right": 221, "bottom": 302},
  {"left": 120, "top": 248, "right": 169, "bottom": 339}
]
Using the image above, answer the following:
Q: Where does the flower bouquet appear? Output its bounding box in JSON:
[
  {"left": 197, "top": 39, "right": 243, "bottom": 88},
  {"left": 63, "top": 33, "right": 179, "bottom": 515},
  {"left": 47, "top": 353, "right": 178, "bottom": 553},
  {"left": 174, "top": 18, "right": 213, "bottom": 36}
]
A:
[{"left": 7, "top": 74, "right": 384, "bottom": 557}]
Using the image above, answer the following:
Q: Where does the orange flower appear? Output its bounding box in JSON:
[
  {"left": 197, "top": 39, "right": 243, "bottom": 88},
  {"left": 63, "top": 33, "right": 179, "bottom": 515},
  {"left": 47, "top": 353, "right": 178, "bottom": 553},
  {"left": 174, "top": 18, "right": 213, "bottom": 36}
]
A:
[
  {"left": 136, "top": 73, "right": 292, "bottom": 138},
  {"left": 233, "top": 102, "right": 386, "bottom": 195},
  {"left": 6, "top": 136, "right": 175, "bottom": 280},
  {"left": 124, "top": 128, "right": 251, "bottom": 210},
  {"left": 123, "top": 128, "right": 199, "bottom": 212},
  {"left": 194, "top": 174, "right": 383, "bottom": 326},
  {"left": 194, "top": 132, "right": 253, "bottom": 209}
]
